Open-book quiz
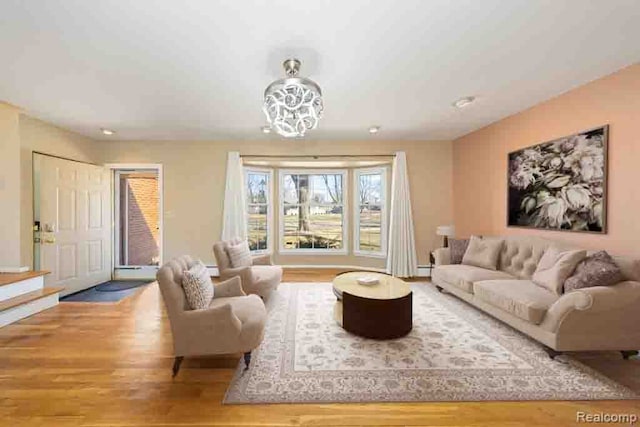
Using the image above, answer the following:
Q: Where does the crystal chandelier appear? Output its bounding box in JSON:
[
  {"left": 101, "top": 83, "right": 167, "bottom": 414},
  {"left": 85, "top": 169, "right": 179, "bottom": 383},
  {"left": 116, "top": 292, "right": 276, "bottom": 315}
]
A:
[{"left": 263, "top": 59, "right": 323, "bottom": 138}]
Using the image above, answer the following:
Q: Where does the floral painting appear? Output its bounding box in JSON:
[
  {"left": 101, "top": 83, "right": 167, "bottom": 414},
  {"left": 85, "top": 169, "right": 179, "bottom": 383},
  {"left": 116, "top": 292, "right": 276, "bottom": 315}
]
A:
[{"left": 508, "top": 126, "right": 608, "bottom": 233}]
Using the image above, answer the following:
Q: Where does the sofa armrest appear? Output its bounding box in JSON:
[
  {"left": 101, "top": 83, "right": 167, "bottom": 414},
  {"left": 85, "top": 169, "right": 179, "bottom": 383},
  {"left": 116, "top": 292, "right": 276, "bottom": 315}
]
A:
[
  {"left": 433, "top": 247, "right": 451, "bottom": 266},
  {"left": 214, "top": 276, "right": 246, "bottom": 298},
  {"left": 252, "top": 254, "right": 273, "bottom": 266},
  {"left": 541, "top": 281, "right": 640, "bottom": 332}
]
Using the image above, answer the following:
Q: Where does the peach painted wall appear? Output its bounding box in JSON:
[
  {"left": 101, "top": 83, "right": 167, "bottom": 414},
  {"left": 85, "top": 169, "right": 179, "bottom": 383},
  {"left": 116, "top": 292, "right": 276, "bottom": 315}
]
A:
[{"left": 453, "top": 63, "right": 640, "bottom": 257}]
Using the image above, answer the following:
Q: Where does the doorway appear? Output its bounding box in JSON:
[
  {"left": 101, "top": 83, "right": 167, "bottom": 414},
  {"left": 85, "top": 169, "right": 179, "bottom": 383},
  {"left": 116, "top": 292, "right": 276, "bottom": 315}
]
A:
[{"left": 110, "top": 165, "right": 163, "bottom": 279}]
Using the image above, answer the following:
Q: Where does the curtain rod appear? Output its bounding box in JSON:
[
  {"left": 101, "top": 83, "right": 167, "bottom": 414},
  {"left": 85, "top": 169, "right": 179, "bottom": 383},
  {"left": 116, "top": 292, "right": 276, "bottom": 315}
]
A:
[{"left": 240, "top": 154, "right": 395, "bottom": 158}]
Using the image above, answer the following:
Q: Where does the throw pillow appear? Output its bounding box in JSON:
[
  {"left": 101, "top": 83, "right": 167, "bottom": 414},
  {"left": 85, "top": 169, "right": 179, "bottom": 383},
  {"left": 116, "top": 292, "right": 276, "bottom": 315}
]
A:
[
  {"left": 449, "top": 238, "right": 470, "bottom": 264},
  {"left": 461, "top": 236, "right": 504, "bottom": 271},
  {"left": 227, "top": 240, "right": 252, "bottom": 268},
  {"left": 182, "top": 261, "right": 214, "bottom": 310},
  {"left": 532, "top": 247, "right": 586, "bottom": 295},
  {"left": 564, "top": 251, "right": 624, "bottom": 292}
]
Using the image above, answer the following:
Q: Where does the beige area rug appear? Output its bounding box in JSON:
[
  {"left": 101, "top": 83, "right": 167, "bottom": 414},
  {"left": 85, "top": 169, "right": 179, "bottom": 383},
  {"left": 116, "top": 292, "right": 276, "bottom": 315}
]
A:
[{"left": 224, "top": 283, "right": 638, "bottom": 404}]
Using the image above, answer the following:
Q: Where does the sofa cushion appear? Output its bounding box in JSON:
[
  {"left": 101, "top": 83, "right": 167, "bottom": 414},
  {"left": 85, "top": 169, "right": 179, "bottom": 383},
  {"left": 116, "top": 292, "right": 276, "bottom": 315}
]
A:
[
  {"left": 498, "top": 237, "right": 551, "bottom": 279},
  {"left": 227, "top": 240, "right": 252, "bottom": 268},
  {"left": 462, "top": 236, "right": 504, "bottom": 270},
  {"left": 182, "top": 261, "right": 214, "bottom": 310},
  {"left": 564, "top": 251, "right": 624, "bottom": 292},
  {"left": 433, "top": 264, "right": 515, "bottom": 293},
  {"left": 474, "top": 280, "right": 558, "bottom": 325},
  {"left": 449, "top": 238, "right": 469, "bottom": 264},
  {"left": 532, "top": 247, "right": 586, "bottom": 295}
]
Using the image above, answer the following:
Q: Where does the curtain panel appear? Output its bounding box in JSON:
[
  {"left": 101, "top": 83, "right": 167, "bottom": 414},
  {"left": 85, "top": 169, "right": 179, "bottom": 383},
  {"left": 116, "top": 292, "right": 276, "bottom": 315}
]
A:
[
  {"left": 386, "top": 151, "right": 418, "bottom": 277},
  {"left": 221, "top": 151, "right": 248, "bottom": 241}
]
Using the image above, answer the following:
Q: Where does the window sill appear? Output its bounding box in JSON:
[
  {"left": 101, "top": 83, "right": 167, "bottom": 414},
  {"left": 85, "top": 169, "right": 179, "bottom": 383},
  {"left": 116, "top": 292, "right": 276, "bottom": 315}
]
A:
[
  {"left": 353, "top": 251, "right": 387, "bottom": 259},
  {"left": 279, "top": 249, "right": 349, "bottom": 256}
]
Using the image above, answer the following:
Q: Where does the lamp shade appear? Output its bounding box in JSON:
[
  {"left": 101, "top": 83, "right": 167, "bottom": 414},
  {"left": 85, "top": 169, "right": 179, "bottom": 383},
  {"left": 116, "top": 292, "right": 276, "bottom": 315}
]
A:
[{"left": 436, "top": 225, "right": 456, "bottom": 237}]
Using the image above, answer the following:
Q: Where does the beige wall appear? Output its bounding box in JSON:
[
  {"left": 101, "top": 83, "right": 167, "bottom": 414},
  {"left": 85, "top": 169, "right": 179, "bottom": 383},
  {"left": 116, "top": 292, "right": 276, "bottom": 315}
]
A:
[
  {"left": 0, "top": 103, "right": 22, "bottom": 267},
  {"left": 102, "top": 139, "right": 453, "bottom": 267},
  {"left": 19, "top": 115, "right": 103, "bottom": 267},
  {"left": 453, "top": 64, "right": 640, "bottom": 257}
]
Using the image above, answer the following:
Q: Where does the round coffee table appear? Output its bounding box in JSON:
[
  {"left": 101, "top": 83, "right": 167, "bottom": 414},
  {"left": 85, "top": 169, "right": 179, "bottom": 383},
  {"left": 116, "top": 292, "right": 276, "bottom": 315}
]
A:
[{"left": 333, "top": 272, "right": 412, "bottom": 339}]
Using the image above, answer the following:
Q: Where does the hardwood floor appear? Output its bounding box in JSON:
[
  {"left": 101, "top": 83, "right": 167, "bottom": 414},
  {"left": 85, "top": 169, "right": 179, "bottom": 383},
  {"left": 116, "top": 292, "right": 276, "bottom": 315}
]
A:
[{"left": 0, "top": 269, "right": 637, "bottom": 426}]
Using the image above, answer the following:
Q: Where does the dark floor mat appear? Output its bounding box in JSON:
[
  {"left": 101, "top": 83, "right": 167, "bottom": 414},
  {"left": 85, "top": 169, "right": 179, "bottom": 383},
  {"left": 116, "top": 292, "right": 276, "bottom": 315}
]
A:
[
  {"left": 95, "top": 280, "right": 150, "bottom": 292},
  {"left": 61, "top": 281, "right": 151, "bottom": 302}
]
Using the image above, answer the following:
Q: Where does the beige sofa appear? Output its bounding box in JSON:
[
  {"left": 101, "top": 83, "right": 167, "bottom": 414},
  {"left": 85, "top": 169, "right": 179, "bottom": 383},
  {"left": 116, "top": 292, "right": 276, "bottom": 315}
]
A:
[
  {"left": 432, "top": 236, "right": 640, "bottom": 358},
  {"left": 213, "top": 239, "right": 282, "bottom": 298},
  {"left": 157, "top": 255, "right": 267, "bottom": 376}
]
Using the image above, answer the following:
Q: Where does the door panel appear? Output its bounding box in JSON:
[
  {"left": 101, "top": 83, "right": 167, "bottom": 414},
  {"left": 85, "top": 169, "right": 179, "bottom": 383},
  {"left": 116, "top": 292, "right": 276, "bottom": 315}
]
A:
[
  {"left": 35, "top": 154, "right": 111, "bottom": 296},
  {"left": 87, "top": 240, "right": 103, "bottom": 272},
  {"left": 88, "top": 191, "right": 102, "bottom": 229},
  {"left": 58, "top": 244, "right": 77, "bottom": 280}
]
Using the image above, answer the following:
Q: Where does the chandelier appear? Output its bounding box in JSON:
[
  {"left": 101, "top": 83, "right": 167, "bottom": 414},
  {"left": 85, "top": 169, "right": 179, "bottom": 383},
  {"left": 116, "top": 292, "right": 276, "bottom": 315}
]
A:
[{"left": 263, "top": 59, "right": 323, "bottom": 138}]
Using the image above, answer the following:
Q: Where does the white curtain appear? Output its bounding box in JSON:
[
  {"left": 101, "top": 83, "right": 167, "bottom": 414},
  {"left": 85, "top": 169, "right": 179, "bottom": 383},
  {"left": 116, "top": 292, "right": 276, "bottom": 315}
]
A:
[
  {"left": 221, "top": 151, "right": 247, "bottom": 241},
  {"left": 386, "top": 151, "right": 418, "bottom": 277}
]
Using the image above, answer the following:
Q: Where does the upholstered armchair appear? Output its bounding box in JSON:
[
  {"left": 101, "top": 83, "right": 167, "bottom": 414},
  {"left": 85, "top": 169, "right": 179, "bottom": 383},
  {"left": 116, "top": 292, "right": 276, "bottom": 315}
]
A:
[
  {"left": 156, "top": 255, "right": 267, "bottom": 377},
  {"left": 213, "top": 239, "right": 282, "bottom": 298}
]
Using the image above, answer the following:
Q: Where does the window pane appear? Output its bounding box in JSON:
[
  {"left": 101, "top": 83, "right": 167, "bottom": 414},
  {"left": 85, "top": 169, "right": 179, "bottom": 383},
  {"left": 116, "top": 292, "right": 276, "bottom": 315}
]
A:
[
  {"left": 247, "top": 173, "right": 268, "bottom": 204},
  {"left": 310, "top": 174, "right": 342, "bottom": 205},
  {"left": 283, "top": 174, "right": 309, "bottom": 204},
  {"left": 247, "top": 210, "right": 267, "bottom": 251},
  {"left": 282, "top": 204, "right": 300, "bottom": 249},
  {"left": 358, "top": 173, "right": 382, "bottom": 206},
  {"left": 310, "top": 206, "right": 343, "bottom": 249},
  {"left": 359, "top": 207, "right": 381, "bottom": 252}
]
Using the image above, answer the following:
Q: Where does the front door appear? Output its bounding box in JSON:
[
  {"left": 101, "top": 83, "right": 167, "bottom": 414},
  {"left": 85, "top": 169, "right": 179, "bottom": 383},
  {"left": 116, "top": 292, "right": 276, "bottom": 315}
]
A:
[{"left": 34, "top": 154, "right": 111, "bottom": 296}]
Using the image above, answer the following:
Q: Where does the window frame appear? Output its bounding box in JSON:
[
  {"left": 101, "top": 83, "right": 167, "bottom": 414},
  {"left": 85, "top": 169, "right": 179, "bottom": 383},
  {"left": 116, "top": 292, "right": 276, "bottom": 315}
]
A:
[
  {"left": 353, "top": 167, "right": 388, "bottom": 258},
  {"left": 244, "top": 167, "right": 274, "bottom": 254},
  {"left": 278, "top": 169, "right": 349, "bottom": 255}
]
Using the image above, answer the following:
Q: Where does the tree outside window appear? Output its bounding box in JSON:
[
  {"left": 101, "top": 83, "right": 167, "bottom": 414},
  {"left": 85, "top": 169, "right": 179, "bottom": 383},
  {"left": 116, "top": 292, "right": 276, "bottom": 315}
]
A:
[{"left": 281, "top": 171, "right": 345, "bottom": 251}]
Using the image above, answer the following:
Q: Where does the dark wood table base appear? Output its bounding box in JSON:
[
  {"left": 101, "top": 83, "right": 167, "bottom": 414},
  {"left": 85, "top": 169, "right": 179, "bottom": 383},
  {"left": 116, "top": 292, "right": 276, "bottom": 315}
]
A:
[{"left": 342, "top": 291, "right": 412, "bottom": 340}]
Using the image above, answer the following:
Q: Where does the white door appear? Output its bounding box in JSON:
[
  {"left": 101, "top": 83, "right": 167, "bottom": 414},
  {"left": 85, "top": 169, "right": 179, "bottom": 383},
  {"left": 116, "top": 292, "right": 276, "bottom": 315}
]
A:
[{"left": 35, "top": 154, "right": 111, "bottom": 296}]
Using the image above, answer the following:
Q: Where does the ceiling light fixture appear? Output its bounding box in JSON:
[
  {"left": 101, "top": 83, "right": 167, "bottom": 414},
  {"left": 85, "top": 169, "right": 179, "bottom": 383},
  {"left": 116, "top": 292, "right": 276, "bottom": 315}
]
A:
[
  {"left": 452, "top": 96, "right": 476, "bottom": 108},
  {"left": 261, "top": 125, "right": 272, "bottom": 134},
  {"left": 101, "top": 128, "right": 115, "bottom": 135},
  {"left": 263, "top": 58, "right": 323, "bottom": 138},
  {"left": 369, "top": 126, "right": 380, "bottom": 134}
]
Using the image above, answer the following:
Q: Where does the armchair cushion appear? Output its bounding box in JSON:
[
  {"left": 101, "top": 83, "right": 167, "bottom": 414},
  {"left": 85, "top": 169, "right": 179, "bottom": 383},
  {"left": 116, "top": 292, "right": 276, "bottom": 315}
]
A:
[
  {"left": 214, "top": 276, "right": 246, "bottom": 298},
  {"left": 182, "top": 261, "right": 214, "bottom": 310},
  {"left": 227, "top": 240, "right": 252, "bottom": 267}
]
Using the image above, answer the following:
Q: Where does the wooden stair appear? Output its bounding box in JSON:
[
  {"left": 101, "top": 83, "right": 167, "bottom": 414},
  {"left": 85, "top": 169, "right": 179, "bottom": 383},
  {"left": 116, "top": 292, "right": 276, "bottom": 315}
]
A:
[
  {"left": 0, "top": 271, "right": 61, "bottom": 328},
  {"left": 0, "top": 287, "right": 63, "bottom": 312}
]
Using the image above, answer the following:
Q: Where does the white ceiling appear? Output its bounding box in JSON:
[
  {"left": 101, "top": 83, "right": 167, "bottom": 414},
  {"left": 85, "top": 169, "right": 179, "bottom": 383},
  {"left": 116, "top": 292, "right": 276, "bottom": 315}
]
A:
[{"left": 1, "top": 0, "right": 639, "bottom": 141}]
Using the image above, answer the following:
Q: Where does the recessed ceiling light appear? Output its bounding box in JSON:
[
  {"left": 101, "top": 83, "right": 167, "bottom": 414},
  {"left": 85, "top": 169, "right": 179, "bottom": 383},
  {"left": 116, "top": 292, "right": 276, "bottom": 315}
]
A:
[
  {"left": 261, "top": 125, "right": 272, "bottom": 134},
  {"left": 101, "top": 128, "right": 115, "bottom": 135},
  {"left": 369, "top": 126, "right": 380, "bottom": 134},
  {"left": 452, "top": 96, "right": 476, "bottom": 108}
]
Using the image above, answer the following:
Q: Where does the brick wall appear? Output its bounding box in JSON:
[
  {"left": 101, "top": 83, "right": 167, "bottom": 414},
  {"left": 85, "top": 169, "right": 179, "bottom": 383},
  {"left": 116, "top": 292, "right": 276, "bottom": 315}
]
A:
[{"left": 120, "top": 176, "right": 159, "bottom": 266}]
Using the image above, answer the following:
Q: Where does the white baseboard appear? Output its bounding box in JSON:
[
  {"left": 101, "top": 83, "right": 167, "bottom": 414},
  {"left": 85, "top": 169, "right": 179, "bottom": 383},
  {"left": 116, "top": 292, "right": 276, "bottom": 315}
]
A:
[
  {"left": 0, "top": 276, "right": 44, "bottom": 302},
  {"left": 0, "top": 266, "right": 30, "bottom": 273},
  {"left": 0, "top": 293, "right": 59, "bottom": 328}
]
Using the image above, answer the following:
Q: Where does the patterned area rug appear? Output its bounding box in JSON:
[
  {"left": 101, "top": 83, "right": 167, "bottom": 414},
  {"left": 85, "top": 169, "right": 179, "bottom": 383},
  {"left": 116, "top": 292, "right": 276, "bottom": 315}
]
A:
[{"left": 224, "top": 283, "right": 637, "bottom": 404}]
